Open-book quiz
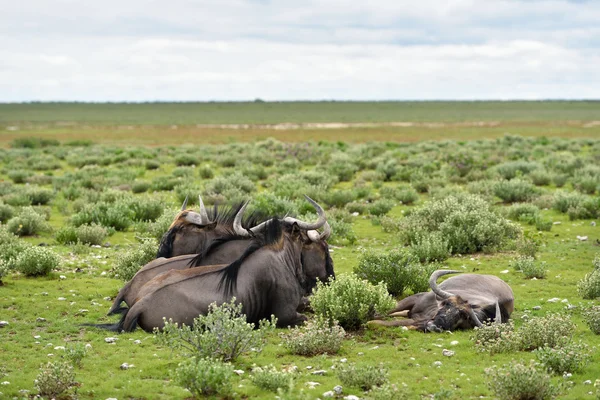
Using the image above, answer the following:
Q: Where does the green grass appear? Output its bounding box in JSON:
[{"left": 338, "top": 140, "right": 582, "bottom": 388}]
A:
[{"left": 1, "top": 132, "right": 600, "bottom": 399}]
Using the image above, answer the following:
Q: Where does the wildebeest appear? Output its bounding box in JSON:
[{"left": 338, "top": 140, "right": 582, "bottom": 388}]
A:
[
  {"left": 107, "top": 195, "right": 332, "bottom": 316},
  {"left": 369, "top": 270, "right": 514, "bottom": 332},
  {"left": 109, "top": 217, "right": 334, "bottom": 332}
]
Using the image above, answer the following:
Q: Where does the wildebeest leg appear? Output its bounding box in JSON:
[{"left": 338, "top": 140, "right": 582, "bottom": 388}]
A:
[
  {"left": 296, "top": 296, "right": 311, "bottom": 313},
  {"left": 389, "top": 310, "right": 410, "bottom": 317},
  {"left": 273, "top": 301, "right": 308, "bottom": 327}
]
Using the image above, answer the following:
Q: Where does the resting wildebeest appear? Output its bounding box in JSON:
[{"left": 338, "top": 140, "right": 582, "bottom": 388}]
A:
[
  {"left": 108, "top": 217, "right": 333, "bottom": 332},
  {"left": 106, "top": 195, "right": 332, "bottom": 316},
  {"left": 369, "top": 270, "right": 514, "bottom": 332}
]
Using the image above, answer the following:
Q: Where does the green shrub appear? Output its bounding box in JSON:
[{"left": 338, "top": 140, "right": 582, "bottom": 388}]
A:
[
  {"left": 355, "top": 249, "right": 429, "bottom": 296},
  {"left": 510, "top": 256, "right": 547, "bottom": 279},
  {"left": 551, "top": 173, "right": 568, "bottom": 188},
  {"left": 518, "top": 313, "right": 575, "bottom": 351},
  {"left": 485, "top": 360, "right": 558, "bottom": 400},
  {"left": 368, "top": 199, "right": 395, "bottom": 216},
  {"left": 7, "top": 169, "right": 33, "bottom": 183},
  {"left": 380, "top": 216, "right": 402, "bottom": 233},
  {"left": 534, "top": 341, "right": 591, "bottom": 375},
  {"left": 394, "top": 187, "right": 419, "bottom": 205},
  {"left": 534, "top": 216, "right": 553, "bottom": 231},
  {"left": 144, "top": 209, "right": 177, "bottom": 240},
  {"left": 507, "top": 203, "right": 540, "bottom": 224},
  {"left": 145, "top": 160, "right": 161, "bottom": 170},
  {"left": 336, "top": 363, "right": 389, "bottom": 390},
  {"left": 346, "top": 201, "right": 368, "bottom": 215},
  {"left": 76, "top": 223, "right": 109, "bottom": 245},
  {"left": 26, "top": 174, "right": 54, "bottom": 185},
  {"left": 112, "top": 239, "right": 157, "bottom": 281},
  {"left": 321, "top": 189, "right": 358, "bottom": 208},
  {"left": 11, "top": 137, "right": 59, "bottom": 148},
  {"left": 398, "top": 194, "right": 520, "bottom": 255},
  {"left": 175, "top": 357, "right": 233, "bottom": 398},
  {"left": 175, "top": 154, "right": 198, "bottom": 166},
  {"left": 0, "top": 227, "right": 30, "bottom": 269},
  {"left": 280, "top": 316, "right": 345, "bottom": 356},
  {"left": 0, "top": 259, "right": 9, "bottom": 283},
  {"left": 204, "top": 172, "right": 255, "bottom": 197},
  {"left": 6, "top": 206, "right": 49, "bottom": 236},
  {"left": 26, "top": 187, "right": 54, "bottom": 205},
  {"left": 583, "top": 306, "right": 600, "bottom": 334},
  {"left": 516, "top": 235, "right": 540, "bottom": 258},
  {"left": 70, "top": 201, "right": 134, "bottom": 231},
  {"left": 128, "top": 196, "right": 163, "bottom": 222},
  {"left": 35, "top": 361, "right": 76, "bottom": 398},
  {"left": 495, "top": 161, "right": 539, "bottom": 180},
  {"left": 155, "top": 298, "right": 276, "bottom": 362},
  {"left": 0, "top": 202, "right": 14, "bottom": 223},
  {"left": 311, "top": 274, "right": 395, "bottom": 331},
  {"left": 151, "top": 175, "right": 179, "bottom": 191},
  {"left": 577, "top": 270, "right": 600, "bottom": 299},
  {"left": 327, "top": 152, "right": 358, "bottom": 181},
  {"left": 494, "top": 179, "right": 539, "bottom": 203},
  {"left": 551, "top": 190, "right": 583, "bottom": 213},
  {"left": 15, "top": 246, "right": 60, "bottom": 276},
  {"left": 529, "top": 169, "right": 552, "bottom": 186},
  {"left": 249, "top": 192, "right": 298, "bottom": 216},
  {"left": 198, "top": 164, "right": 214, "bottom": 179},
  {"left": 409, "top": 232, "right": 451, "bottom": 263},
  {"left": 328, "top": 219, "right": 357, "bottom": 245},
  {"left": 251, "top": 365, "right": 294, "bottom": 392},
  {"left": 131, "top": 181, "right": 150, "bottom": 193},
  {"left": 3, "top": 191, "right": 32, "bottom": 206},
  {"left": 55, "top": 226, "right": 78, "bottom": 245},
  {"left": 64, "top": 342, "right": 87, "bottom": 368},
  {"left": 471, "top": 320, "right": 519, "bottom": 355}
]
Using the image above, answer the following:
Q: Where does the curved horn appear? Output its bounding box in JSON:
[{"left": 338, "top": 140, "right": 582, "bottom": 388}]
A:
[
  {"left": 233, "top": 201, "right": 251, "bottom": 237},
  {"left": 198, "top": 194, "right": 210, "bottom": 224},
  {"left": 181, "top": 195, "right": 189, "bottom": 211},
  {"left": 307, "top": 221, "right": 332, "bottom": 242},
  {"left": 429, "top": 270, "right": 461, "bottom": 300},
  {"left": 183, "top": 211, "right": 206, "bottom": 226},
  {"left": 282, "top": 195, "right": 327, "bottom": 230},
  {"left": 467, "top": 306, "right": 484, "bottom": 328}
]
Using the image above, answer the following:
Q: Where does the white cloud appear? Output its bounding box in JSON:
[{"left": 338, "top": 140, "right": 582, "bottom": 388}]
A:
[{"left": 1, "top": 0, "right": 599, "bottom": 101}]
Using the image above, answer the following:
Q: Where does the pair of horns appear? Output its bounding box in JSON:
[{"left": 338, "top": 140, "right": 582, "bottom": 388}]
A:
[
  {"left": 180, "top": 195, "right": 211, "bottom": 225},
  {"left": 429, "top": 270, "right": 501, "bottom": 327},
  {"left": 233, "top": 195, "right": 330, "bottom": 242}
]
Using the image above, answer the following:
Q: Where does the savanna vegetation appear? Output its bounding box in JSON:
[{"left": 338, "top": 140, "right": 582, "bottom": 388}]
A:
[{"left": 1, "top": 101, "right": 600, "bottom": 399}]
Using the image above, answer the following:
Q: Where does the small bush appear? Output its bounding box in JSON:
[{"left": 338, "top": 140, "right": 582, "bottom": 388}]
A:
[
  {"left": 280, "top": 316, "right": 345, "bottom": 356},
  {"left": 26, "top": 187, "right": 54, "bottom": 205},
  {"left": 552, "top": 191, "right": 583, "bottom": 214},
  {"left": 155, "top": 298, "right": 276, "bottom": 362},
  {"left": 151, "top": 175, "right": 179, "bottom": 191},
  {"left": 471, "top": 320, "right": 519, "bottom": 355},
  {"left": 321, "top": 190, "right": 358, "bottom": 208},
  {"left": 198, "top": 164, "right": 214, "bottom": 179},
  {"left": 336, "top": 363, "right": 389, "bottom": 390},
  {"left": 516, "top": 235, "right": 540, "bottom": 258},
  {"left": 128, "top": 196, "right": 163, "bottom": 222},
  {"left": 485, "top": 360, "right": 558, "bottom": 400},
  {"left": 35, "top": 361, "right": 76, "bottom": 398},
  {"left": 145, "top": 209, "right": 177, "bottom": 240},
  {"left": 6, "top": 206, "right": 49, "bottom": 236},
  {"left": 0, "top": 259, "right": 9, "bottom": 283},
  {"left": 494, "top": 179, "right": 539, "bottom": 203},
  {"left": 131, "top": 181, "right": 150, "bottom": 193},
  {"left": 583, "top": 306, "right": 600, "bottom": 334},
  {"left": 355, "top": 249, "right": 431, "bottom": 296},
  {"left": 76, "top": 223, "right": 109, "bottom": 245},
  {"left": 7, "top": 169, "right": 32, "bottom": 183},
  {"left": 518, "top": 313, "right": 575, "bottom": 351},
  {"left": 495, "top": 160, "right": 539, "bottom": 180},
  {"left": 507, "top": 203, "right": 540, "bottom": 224},
  {"left": 577, "top": 270, "right": 600, "bottom": 299},
  {"left": 175, "top": 357, "right": 233, "bottom": 398},
  {"left": 251, "top": 365, "right": 294, "bottom": 392},
  {"left": 0, "top": 227, "right": 30, "bottom": 269},
  {"left": 529, "top": 170, "right": 552, "bottom": 186},
  {"left": 14, "top": 246, "right": 61, "bottom": 276},
  {"left": 175, "top": 154, "right": 198, "bottom": 166},
  {"left": 0, "top": 202, "right": 14, "bottom": 223},
  {"left": 534, "top": 340, "right": 591, "bottom": 375},
  {"left": 70, "top": 201, "right": 134, "bottom": 231},
  {"left": 64, "top": 342, "right": 87, "bottom": 368},
  {"left": 249, "top": 192, "right": 298, "bottom": 216},
  {"left": 55, "top": 226, "right": 78, "bottom": 245},
  {"left": 409, "top": 232, "right": 451, "bottom": 263},
  {"left": 510, "top": 256, "right": 547, "bottom": 279},
  {"left": 112, "top": 239, "right": 157, "bottom": 281},
  {"left": 145, "top": 160, "right": 161, "bottom": 170},
  {"left": 311, "top": 274, "right": 395, "bottom": 331},
  {"left": 368, "top": 199, "right": 395, "bottom": 216}
]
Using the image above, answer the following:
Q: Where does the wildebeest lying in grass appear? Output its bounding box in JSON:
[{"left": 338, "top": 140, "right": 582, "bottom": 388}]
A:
[
  {"left": 107, "top": 195, "right": 331, "bottom": 315},
  {"left": 369, "top": 270, "right": 514, "bottom": 332},
  {"left": 103, "top": 217, "right": 334, "bottom": 332}
]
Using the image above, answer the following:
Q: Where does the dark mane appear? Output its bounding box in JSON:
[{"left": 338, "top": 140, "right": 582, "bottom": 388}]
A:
[
  {"left": 156, "top": 225, "right": 180, "bottom": 258},
  {"left": 208, "top": 201, "right": 268, "bottom": 231},
  {"left": 217, "top": 219, "right": 283, "bottom": 297},
  {"left": 187, "top": 234, "right": 245, "bottom": 267}
]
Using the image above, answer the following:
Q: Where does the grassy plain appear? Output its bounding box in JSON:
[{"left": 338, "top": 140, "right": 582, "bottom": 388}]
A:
[
  {"left": 0, "top": 101, "right": 599, "bottom": 147},
  {"left": 0, "top": 102, "right": 600, "bottom": 399}
]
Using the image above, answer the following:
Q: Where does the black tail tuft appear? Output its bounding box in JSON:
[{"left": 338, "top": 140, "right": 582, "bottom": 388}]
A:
[{"left": 82, "top": 308, "right": 130, "bottom": 332}]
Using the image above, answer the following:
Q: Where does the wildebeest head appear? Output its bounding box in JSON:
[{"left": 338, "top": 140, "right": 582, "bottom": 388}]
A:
[
  {"left": 157, "top": 195, "right": 263, "bottom": 258},
  {"left": 233, "top": 195, "right": 335, "bottom": 292},
  {"left": 424, "top": 270, "right": 499, "bottom": 332}
]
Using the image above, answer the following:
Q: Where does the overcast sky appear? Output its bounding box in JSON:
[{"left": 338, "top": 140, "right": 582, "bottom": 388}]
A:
[{"left": 1, "top": 0, "right": 599, "bottom": 101}]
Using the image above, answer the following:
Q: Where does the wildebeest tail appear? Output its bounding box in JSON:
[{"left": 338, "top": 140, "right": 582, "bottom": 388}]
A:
[
  {"left": 218, "top": 218, "right": 282, "bottom": 297},
  {"left": 82, "top": 308, "right": 132, "bottom": 332}
]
